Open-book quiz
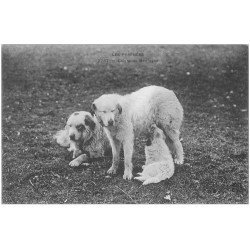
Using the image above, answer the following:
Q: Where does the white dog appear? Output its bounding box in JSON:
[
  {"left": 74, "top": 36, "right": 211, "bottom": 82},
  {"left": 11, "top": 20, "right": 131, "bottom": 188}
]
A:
[
  {"left": 54, "top": 111, "right": 110, "bottom": 167},
  {"left": 92, "top": 85, "right": 183, "bottom": 180},
  {"left": 134, "top": 124, "right": 175, "bottom": 185}
]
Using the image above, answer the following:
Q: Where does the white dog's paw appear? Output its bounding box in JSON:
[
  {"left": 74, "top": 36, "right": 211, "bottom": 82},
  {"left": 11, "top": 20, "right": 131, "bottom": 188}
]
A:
[
  {"left": 123, "top": 169, "right": 133, "bottom": 180},
  {"left": 107, "top": 166, "right": 117, "bottom": 175},
  {"left": 69, "top": 159, "right": 80, "bottom": 167},
  {"left": 174, "top": 158, "right": 184, "bottom": 165}
]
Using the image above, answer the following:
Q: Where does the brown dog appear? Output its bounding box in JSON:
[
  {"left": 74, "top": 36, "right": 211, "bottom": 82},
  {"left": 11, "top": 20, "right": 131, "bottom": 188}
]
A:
[{"left": 54, "top": 111, "right": 110, "bottom": 166}]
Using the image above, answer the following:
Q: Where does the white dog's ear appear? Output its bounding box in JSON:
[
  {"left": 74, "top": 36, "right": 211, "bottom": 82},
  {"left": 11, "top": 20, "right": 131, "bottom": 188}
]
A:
[
  {"left": 65, "top": 117, "right": 68, "bottom": 125},
  {"left": 65, "top": 113, "right": 71, "bottom": 126},
  {"left": 85, "top": 115, "right": 96, "bottom": 130},
  {"left": 116, "top": 103, "right": 122, "bottom": 114},
  {"left": 90, "top": 103, "right": 96, "bottom": 116},
  {"left": 91, "top": 103, "right": 97, "bottom": 111}
]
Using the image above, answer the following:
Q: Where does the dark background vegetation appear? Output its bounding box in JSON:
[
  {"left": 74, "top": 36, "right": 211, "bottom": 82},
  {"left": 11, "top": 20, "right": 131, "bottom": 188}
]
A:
[{"left": 1, "top": 45, "right": 248, "bottom": 204}]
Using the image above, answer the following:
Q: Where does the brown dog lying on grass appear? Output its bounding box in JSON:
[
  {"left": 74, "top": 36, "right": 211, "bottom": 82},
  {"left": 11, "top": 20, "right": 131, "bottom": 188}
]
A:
[{"left": 54, "top": 111, "right": 110, "bottom": 166}]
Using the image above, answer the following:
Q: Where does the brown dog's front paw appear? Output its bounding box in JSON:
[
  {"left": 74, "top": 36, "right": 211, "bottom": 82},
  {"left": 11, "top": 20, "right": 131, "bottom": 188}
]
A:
[{"left": 69, "top": 159, "right": 80, "bottom": 167}]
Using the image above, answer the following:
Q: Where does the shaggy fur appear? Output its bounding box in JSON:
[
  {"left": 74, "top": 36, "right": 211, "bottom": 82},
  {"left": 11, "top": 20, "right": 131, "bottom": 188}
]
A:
[
  {"left": 134, "top": 124, "right": 175, "bottom": 185},
  {"left": 54, "top": 129, "right": 81, "bottom": 158},
  {"left": 92, "top": 85, "right": 183, "bottom": 180},
  {"left": 54, "top": 111, "right": 110, "bottom": 167}
]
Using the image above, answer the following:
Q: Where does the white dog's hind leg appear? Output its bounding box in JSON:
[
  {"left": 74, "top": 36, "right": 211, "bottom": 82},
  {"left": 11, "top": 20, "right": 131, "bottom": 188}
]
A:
[
  {"left": 123, "top": 135, "right": 134, "bottom": 180},
  {"left": 172, "top": 140, "right": 184, "bottom": 165},
  {"left": 165, "top": 135, "right": 176, "bottom": 156},
  {"left": 165, "top": 129, "right": 184, "bottom": 165}
]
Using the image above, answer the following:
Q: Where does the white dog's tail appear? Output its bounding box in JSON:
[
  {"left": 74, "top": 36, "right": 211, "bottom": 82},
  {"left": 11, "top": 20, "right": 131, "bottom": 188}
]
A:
[{"left": 53, "top": 130, "right": 70, "bottom": 148}]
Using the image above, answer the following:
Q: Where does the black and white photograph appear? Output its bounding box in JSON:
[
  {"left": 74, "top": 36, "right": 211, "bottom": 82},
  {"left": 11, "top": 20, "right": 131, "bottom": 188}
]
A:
[
  {"left": 2, "top": 44, "right": 248, "bottom": 204},
  {"left": 1, "top": 1, "right": 250, "bottom": 250}
]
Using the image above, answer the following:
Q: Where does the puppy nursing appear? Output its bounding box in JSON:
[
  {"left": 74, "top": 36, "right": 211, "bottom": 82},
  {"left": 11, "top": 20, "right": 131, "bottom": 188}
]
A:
[
  {"left": 54, "top": 111, "right": 110, "bottom": 167},
  {"left": 135, "top": 125, "right": 175, "bottom": 185},
  {"left": 92, "top": 85, "right": 183, "bottom": 180}
]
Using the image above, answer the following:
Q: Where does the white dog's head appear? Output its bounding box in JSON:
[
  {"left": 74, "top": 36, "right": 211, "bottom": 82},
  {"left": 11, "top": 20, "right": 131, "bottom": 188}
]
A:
[
  {"left": 91, "top": 94, "right": 122, "bottom": 127},
  {"left": 146, "top": 124, "right": 166, "bottom": 147}
]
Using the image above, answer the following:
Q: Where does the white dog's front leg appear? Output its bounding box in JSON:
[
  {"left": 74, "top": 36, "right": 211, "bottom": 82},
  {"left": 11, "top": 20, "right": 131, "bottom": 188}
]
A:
[
  {"left": 123, "top": 135, "right": 134, "bottom": 180},
  {"left": 106, "top": 133, "right": 122, "bottom": 175}
]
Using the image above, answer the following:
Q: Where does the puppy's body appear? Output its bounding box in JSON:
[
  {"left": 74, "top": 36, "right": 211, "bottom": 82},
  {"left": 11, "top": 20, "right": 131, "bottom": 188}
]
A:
[
  {"left": 54, "top": 111, "right": 110, "bottom": 166},
  {"left": 135, "top": 125, "right": 175, "bottom": 185},
  {"left": 92, "top": 85, "right": 183, "bottom": 180}
]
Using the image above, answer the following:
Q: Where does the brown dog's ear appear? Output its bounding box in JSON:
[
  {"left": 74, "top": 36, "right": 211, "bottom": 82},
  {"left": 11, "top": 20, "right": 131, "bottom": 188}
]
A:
[
  {"left": 117, "top": 103, "right": 122, "bottom": 114},
  {"left": 65, "top": 112, "right": 72, "bottom": 125},
  {"left": 85, "top": 115, "right": 96, "bottom": 130}
]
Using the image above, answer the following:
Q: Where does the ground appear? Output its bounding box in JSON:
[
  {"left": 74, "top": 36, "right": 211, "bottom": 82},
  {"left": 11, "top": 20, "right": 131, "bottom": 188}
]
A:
[{"left": 1, "top": 45, "right": 248, "bottom": 204}]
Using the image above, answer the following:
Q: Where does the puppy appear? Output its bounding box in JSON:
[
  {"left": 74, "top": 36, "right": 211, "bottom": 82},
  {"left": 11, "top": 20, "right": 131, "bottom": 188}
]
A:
[
  {"left": 134, "top": 124, "right": 175, "bottom": 185},
  {"left": 54, "top": 111, "right": 110, "bottom": 167}
]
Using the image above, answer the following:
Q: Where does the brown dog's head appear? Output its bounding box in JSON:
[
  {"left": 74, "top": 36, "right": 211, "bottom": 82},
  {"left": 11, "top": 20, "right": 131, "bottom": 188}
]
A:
[{"left": 66, "top": 111, "right": 96, "bottom": 144}]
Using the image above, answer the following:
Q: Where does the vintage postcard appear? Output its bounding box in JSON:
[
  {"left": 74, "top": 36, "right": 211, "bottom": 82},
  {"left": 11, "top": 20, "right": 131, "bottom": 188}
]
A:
[{"left": 2, "top": 45, "right": 248, "bottom": 204}]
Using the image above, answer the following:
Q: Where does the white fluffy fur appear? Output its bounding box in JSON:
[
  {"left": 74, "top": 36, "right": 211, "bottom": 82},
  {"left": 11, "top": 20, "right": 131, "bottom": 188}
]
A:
[
  {"left": 54, "top": 111, "right": 110, "bottom": 167},
  {"left": 54, "top": 129, "right": 81, "bottom": 158},
  {"left": 134, "top": 124, "right": 175, "bottom": 185},
  {"left": 93, "top": 85, "right": 183, "bottom": 180}
]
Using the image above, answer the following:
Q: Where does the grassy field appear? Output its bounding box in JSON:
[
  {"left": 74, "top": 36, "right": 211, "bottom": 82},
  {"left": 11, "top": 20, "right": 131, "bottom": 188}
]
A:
[{"left": 1, "top": 45, "right": 248, "bottom": 204}]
